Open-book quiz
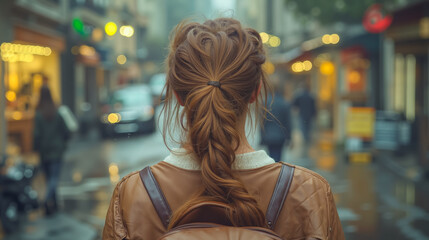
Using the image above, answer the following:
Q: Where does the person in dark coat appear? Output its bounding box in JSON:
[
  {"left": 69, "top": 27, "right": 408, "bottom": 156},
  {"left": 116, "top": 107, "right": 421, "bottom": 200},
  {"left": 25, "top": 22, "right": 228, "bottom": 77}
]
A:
[
  {"left": 260, "top": 91, "right": 292, "bottom": 162},
  {"left": 33, "top": 86, "right": 70, "bottom": 215},
  {"left": 292, "top": 85, "right": 316, "bottom": 145}
]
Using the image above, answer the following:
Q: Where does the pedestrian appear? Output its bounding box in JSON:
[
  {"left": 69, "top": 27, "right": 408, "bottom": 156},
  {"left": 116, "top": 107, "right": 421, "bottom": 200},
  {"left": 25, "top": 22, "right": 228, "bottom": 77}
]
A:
[
  {"left": 103, "top": 18, "right": 343, "bottom": 239},
  {"left": 260, "top": 81, "right": 292, "bottom": 162},
  {"left": 33, "top": 85, "right": 70, "bottom": 215},
  {"left": 292, "top": 82, "right": 317, "bottom": 147}
]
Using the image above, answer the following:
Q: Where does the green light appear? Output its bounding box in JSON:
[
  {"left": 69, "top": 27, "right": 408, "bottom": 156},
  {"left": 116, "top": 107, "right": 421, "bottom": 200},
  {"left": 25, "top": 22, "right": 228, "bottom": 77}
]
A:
[{"left": 72, "top": 18, "right": 84, "bottom": 35}]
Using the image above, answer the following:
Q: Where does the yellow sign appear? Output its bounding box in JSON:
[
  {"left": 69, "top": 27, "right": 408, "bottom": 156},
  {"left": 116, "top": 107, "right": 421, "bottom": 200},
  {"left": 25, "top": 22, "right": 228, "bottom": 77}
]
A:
[
  {"left": 346, "top": 107, "right": 375, "bottom": 139},
  {"left": 349, "top": 152, "right": 371, "bottom": 163}
]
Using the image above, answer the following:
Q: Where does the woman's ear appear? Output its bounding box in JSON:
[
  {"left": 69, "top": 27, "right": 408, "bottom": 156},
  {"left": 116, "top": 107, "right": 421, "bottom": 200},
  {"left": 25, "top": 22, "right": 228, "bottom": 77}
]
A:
[
  {"left": 174, "top": 90, "right": 184, "bottom": 106},
  {"left": 249, "top": 80, "right": 262, "bottom": 103}
]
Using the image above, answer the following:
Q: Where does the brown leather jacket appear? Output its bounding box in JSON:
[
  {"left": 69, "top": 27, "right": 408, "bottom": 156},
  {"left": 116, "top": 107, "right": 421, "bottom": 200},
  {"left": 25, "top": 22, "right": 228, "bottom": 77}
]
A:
[{"left": 103, "top": 161, "right": 344, "bottom": 240}]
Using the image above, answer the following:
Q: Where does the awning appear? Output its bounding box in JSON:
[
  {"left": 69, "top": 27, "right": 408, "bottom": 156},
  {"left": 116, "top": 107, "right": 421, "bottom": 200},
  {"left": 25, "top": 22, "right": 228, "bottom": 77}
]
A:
[{"left": 14, "top": 25, "right": 65, "bottom": 51}]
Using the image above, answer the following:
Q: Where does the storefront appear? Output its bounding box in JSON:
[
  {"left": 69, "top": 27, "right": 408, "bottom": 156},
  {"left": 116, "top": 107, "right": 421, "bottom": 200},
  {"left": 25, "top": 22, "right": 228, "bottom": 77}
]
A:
[
  {"left": 275, "top": 40, "right": 341, "bottom": 136},
  {"left": 1, "top": 25, "right": 64, "bottom": 153},
  {"left": 280, "top": 31, "right": 382, "bottom": 147},
  {"left": 385, "top": 1, "right": 429, "bottom": 167}
]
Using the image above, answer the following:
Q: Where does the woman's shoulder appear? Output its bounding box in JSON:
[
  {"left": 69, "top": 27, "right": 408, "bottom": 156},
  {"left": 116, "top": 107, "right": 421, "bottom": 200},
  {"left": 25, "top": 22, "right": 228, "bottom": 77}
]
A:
[
  {"left": 114, "top": 170, "right": 142, "bottom": 193},
  {"left": 276, "top": 163, "right": 339, "bottom": 239},
  {"left": 280, "top": 162, "right": 333, "bottom": 203},
  {"left": 113, "top": 161, "right": 185, "bottom": 197},
  {"left": 285, "top": 163, "right": 331, "bottom": 189}
]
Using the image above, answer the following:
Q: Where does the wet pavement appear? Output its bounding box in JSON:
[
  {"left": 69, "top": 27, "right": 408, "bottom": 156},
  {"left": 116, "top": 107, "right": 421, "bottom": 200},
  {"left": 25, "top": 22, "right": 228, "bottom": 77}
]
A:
[
  {"left": 3, "top": 213, "right": 96, "bottom": 240},
  {"left": 1, "top": 118, "right": 429, "bottom": 239},
  {"left": 285, "top": 131, "right": 429, "bottom": 240}
]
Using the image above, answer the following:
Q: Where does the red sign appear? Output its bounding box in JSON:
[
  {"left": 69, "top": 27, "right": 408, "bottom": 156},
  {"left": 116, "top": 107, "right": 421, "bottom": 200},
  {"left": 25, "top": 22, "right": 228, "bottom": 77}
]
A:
[{"left": 363, "top": 4, "right": 393, "bottom": 33}]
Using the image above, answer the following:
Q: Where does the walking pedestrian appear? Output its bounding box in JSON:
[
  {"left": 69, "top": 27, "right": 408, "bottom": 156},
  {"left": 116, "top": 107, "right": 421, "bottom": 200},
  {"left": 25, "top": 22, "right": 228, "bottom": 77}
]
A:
[
  {"left": 33, "top": 86, "right": 70, "bottom": 215},
  {"left": 103, "top": 18, "right": 343, "bottom": 239},
  {"left": 260, "top": 85, "right": 292, "bottom": 162},
  {"left": 293, "top": 83, "right": 317, "bottom": 147}
]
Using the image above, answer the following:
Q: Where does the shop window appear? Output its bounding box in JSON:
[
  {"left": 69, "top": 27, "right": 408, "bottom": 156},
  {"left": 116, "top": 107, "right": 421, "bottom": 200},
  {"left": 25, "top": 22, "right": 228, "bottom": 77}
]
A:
[{"left": 1, "top": 42, "right": 61, "bottom": 153}]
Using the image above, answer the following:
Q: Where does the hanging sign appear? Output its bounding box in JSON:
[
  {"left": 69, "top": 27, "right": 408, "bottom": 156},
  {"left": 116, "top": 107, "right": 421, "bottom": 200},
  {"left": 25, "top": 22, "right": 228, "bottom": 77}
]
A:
[{"left": 363, "top": 4, "right": 393, "bottom": 33}]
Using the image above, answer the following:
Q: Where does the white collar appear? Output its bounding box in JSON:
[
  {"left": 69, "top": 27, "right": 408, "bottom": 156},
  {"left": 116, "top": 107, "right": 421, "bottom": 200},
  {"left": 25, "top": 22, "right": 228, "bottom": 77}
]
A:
[{"left": 163, "top": 148, "right": 275, "bottom": 170}]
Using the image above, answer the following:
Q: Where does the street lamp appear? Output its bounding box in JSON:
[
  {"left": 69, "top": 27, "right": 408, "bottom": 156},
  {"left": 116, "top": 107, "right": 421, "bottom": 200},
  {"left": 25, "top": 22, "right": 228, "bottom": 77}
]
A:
[
  {"left": 105, "top": 22, "right": 118, "bottom": 36},
  {"left": 119, "top": 25, "right": 134, "bottom": 37}
]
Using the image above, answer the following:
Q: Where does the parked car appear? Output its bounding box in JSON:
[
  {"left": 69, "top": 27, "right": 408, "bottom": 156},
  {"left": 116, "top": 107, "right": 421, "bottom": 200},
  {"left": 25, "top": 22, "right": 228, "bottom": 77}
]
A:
[{"left": 99, "top": 85, "right": 156, "bottom": 138}]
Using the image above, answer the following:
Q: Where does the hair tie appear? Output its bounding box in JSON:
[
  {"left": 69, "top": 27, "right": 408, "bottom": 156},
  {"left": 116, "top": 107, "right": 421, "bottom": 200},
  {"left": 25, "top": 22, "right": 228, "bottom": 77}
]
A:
[{"left": 207, "top": 81, "right": 221, "bottom": 88}]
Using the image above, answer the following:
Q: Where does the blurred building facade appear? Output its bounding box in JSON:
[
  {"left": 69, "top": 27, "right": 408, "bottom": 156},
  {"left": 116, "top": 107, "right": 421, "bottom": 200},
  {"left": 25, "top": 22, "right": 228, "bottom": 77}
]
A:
[
  {"left": 62, "top": 0, "right": 149, "bottom": 129},
  {"left": 385, "top": 1, "right": 429, "bottom": 167},
  {"left": 0, "top": 0, "right": 217, "bottom": 154},
  {"left": 0, "top": 0, "right": 151, "bottom": 152},
  {"left": 0, "top": 0, "right": 67, "bottom": 154}
]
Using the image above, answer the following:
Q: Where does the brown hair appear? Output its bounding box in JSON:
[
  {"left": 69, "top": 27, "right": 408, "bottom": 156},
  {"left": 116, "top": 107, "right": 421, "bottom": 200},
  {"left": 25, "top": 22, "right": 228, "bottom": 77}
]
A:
[{"left": 162, "top": 18, "right": 270, "bottom": 228}]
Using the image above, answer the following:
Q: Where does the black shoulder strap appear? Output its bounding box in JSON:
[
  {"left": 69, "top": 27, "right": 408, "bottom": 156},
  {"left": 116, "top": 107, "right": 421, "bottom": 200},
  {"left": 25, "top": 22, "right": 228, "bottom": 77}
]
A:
[
  {"left": 139, "top": 163, "right": 295, "bottom": 230},
  {"left": 265, "top": 164, "right": 295, "bottom": 230},
  {"left": 139, "top": 167, "right": 172, "bottom": 228}
]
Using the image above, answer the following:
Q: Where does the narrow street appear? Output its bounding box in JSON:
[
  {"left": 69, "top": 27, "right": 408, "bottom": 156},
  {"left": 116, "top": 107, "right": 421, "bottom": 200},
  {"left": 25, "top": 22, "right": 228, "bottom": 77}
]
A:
[{"left": 3, "top": 120, "right": 429, "bottom": 240}]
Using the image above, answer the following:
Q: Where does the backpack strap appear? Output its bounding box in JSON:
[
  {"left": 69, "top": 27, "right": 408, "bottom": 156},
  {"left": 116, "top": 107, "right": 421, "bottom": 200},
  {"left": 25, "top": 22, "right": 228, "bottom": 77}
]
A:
[
  {"left": 139, "top": 163, "right": 295, "bottom": 230},
  {"left": 139, "top": 166, "right": 172, "bottom": 228},
  {"left": 265, "top": 164, "right": 295, "bottom": 230}
]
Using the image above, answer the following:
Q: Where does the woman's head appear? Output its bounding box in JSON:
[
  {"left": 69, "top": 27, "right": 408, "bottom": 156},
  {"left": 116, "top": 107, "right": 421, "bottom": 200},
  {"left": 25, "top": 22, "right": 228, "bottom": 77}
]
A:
[
  {"left": 163, "top": 18, "right": 269, "bottom": 228},
  {"left": 164, "top": 18, "right": 269, "bottom": 148},
  {"left": 37, "top": 85, "right": 56, "bottom": 121}
]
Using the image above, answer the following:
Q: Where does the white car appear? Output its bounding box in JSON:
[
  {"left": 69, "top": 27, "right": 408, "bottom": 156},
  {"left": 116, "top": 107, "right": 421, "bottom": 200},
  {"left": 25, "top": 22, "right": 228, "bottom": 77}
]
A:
[{"left": 99, "top": 85, "right": 155, "bottom": 138}]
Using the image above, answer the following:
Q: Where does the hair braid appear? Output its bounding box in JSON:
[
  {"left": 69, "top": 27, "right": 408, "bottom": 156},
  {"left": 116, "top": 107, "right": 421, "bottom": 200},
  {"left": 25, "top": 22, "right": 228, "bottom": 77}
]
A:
[{"left": 163, "top": 18, "right": 269, "bottom": 228}]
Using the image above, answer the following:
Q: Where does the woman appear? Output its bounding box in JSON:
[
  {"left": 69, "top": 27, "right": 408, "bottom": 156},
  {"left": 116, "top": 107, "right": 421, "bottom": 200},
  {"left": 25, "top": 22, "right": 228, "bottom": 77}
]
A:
[
  {"left": 260, "top": 79, "right": 292, "bottom": 162},
  {"left": 33, "top": 86, "right": 70, "bottom": 215},
  {"left": 103, "top": 18, "right": 344, "bottom": 239}
]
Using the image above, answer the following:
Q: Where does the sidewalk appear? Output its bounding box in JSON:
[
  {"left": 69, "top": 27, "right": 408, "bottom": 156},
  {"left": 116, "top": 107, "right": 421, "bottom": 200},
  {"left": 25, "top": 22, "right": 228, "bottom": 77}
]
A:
[
  {"left": 377, "top": 151, "right": 428, "bottom": 183},
  {"left": 1, "top": 213, "right": 96, "bottom": 240},
  {"left": 64, "top": 129, "right": 100, "bottom": 161},
  {"left": 288, "top": 127, "right": 429, "bottom": 184}
]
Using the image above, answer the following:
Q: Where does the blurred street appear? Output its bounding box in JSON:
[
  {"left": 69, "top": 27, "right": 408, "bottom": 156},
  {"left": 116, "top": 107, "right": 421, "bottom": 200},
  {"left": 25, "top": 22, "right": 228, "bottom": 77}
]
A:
[
  {"left": 2, "top": 116, "right": 429, "bottom": 239},
  {"left": 1, "top": 0, "right": 429, "bottom": 239}
]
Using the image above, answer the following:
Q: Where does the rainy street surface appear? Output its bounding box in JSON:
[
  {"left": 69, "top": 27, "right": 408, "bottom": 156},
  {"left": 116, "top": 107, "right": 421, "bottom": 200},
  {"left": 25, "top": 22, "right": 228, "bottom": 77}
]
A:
[
  {"left": 287, "top": 133, "right": 429, "bottom": 240},
  {"left": 2, "top": 122, "right": 429, "bottom": 240}
]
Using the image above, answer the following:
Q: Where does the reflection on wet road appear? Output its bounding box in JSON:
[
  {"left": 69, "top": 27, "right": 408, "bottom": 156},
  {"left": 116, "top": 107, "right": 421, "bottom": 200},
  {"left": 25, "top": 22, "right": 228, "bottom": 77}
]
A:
[
  {"left": 10, "top": 122, "right": 429, "bottom": 240},
  {"left": 286, "top": 131, "right": 429, "bottom": 240},
  {"left": 58, "top": 130, "right": 171, "bottom": 235}
]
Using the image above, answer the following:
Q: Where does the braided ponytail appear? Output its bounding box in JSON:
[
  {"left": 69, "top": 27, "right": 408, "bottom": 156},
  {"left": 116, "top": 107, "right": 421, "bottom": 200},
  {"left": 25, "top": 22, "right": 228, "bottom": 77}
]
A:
[{"left": 163, "top": 18, "right": 270, "bottom": 228}]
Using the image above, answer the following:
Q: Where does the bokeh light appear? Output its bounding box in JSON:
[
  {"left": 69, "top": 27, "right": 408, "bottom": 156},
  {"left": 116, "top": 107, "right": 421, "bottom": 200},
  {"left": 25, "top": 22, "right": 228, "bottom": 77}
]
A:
[
  {"left": 105, "top": 22, "right": 117, "bottom": 36},
  {"left": 269, "top": 36, "right": 281, "bottom": 47},
  {"left": 117, "top": 55, "right": 127, "bottom": 65},
  {"left": 260, "top": 32, "right": 269, "bottom": 43},
  {"left": 120, "top": 25, "right": 134, "bottom": 37}
]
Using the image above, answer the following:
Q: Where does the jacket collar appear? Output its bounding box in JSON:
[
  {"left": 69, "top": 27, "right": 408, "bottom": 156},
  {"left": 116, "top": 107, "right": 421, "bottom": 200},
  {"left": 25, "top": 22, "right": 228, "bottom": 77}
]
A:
[{"left": 163, "top": 148, "right": 275, "bottom": 170}]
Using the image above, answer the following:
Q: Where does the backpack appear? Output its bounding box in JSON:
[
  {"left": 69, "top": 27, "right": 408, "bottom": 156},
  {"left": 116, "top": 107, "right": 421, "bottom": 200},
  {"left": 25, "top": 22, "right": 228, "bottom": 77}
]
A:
[{"left": 139, "top": 164, "right": 295, "bottom": 240}]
